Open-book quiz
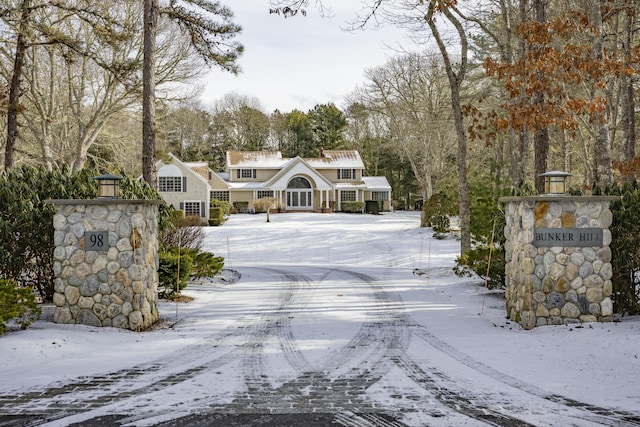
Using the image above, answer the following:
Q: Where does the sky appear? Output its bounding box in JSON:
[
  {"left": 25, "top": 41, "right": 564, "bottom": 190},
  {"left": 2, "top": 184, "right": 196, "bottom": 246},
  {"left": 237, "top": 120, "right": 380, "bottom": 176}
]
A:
[
  {"left": 201, "top": 1, "right": 419, "bottom": 113},
  {"left": 1, "top": 212, "right": 639, "bottom": 426}
]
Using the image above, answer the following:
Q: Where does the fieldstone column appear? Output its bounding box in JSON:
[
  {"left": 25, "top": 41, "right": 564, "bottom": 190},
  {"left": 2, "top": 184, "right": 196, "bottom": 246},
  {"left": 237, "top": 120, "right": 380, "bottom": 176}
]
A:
[
  {"left": 46, "top": 199, "right": 161, "bottom": 331},
  {"left": 500, "top": 196, "right": 618, "bottom": 329}
]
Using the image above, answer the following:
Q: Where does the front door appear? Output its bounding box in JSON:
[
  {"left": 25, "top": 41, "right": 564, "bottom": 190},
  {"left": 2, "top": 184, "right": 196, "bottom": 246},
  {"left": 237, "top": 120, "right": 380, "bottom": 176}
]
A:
[{"left": 286, "top": 177, "right": 312, "bottom": 210}]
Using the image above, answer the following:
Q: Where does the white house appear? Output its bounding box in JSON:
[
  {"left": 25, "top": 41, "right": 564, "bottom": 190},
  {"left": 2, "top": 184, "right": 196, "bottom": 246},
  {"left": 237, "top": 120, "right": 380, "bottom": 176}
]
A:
[{"left": 156, "top": 150, "right": 392, "bottom": 219}]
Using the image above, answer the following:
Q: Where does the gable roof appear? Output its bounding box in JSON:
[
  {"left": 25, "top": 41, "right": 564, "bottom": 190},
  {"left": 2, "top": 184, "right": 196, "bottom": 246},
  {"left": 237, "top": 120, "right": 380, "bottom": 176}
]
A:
[
  {"left": 156, "top": 153, "right": 211, "bottom": 190},
  {"left": 305, "top": 150, "right": 364, "bottom": 169},
  {"left": 226, "top": 151, "right": 288, "bottom": 169},
  {"left": 226, "top": 150, "right": 364, "bottom": 169},
  {"left": 362, "top": 176, "right": 391, "bottom": 190},
  {"left": 264, "top": 156, "right": 335, "bottom": 191}
]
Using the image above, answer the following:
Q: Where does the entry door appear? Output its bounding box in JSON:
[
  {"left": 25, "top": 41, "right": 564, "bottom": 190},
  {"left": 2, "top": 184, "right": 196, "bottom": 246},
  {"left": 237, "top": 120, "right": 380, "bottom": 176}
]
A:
[{"left": 286, "top": 190, "right": 312, "bottom": 209}]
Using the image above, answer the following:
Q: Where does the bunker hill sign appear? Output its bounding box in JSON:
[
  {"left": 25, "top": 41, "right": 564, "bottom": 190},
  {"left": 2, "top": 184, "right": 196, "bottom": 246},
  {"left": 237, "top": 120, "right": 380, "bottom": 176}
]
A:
[{"left": 534, "top": 228, "right": 603, "bottom": 247}]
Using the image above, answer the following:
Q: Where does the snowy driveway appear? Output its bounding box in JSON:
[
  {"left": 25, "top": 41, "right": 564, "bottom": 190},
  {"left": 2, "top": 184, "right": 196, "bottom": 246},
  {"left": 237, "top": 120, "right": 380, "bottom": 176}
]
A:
[{"left": 1, "top": 212, "right": 639, "bottom": 426}]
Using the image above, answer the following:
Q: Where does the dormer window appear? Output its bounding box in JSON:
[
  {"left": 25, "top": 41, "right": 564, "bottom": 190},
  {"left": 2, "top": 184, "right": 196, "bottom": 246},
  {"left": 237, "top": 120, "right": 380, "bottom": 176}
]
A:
[
  {"left": 237, "top": 169, "right": 256, "bottom": 179},
  {"left": 338, "top": 169, "right": 356, "bottom": 180}
]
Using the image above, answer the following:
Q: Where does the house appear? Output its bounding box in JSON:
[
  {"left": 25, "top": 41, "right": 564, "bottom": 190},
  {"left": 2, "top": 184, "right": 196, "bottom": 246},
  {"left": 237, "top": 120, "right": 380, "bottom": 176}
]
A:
[
  {"left": 155, "top": 153, "right": 212, "bottom": 220},
  {"left": 156, "top": 150, "right": 392, "bottom": 219}
]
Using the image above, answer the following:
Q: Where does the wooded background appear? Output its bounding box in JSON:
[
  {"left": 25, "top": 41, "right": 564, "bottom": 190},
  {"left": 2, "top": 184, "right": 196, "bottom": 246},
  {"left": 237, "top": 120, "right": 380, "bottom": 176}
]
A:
[{"left": 1, "top": 1, "right": 639, "bottom": 217}]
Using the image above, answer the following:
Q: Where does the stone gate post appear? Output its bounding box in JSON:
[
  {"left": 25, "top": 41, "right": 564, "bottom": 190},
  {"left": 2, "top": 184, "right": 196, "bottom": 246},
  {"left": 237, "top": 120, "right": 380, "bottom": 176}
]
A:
[
  {"left": 500, "top": 195, "right": 618, "bottom": 329},
  {"left": 46, "top": 199, "right": 161, "bottom": 331}
]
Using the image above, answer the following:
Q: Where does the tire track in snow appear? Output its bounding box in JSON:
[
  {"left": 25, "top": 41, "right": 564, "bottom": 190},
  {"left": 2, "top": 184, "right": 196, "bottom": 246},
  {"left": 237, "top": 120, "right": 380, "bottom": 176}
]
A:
[
  {"left": 332, "top": 269, "right": 534, "bottom": 426},
  {"left": 0, "top": 268, "right": 316, "bottom": 423}
]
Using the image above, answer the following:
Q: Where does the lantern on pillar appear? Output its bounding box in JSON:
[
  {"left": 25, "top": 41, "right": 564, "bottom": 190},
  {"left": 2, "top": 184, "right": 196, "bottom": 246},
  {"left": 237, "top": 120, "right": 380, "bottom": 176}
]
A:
[
  {"left": 539, "top": 171, "right": 571, "bottom": 195},
  {"left": 94, "top": 174, "right": 123, "bottom": 199}
]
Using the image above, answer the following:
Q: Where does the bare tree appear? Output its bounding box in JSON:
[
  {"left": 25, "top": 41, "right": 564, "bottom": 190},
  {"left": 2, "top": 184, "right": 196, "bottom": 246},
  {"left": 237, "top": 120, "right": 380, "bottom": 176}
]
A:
[
  {"left": 1, "top": 0, "right": 123, "bottom": 170},
  {"left": 350, "top": 52, "right": 456, "bottom": 202},
  {"left": 9, "top": 1, "right": 208, "bottom": 172}
]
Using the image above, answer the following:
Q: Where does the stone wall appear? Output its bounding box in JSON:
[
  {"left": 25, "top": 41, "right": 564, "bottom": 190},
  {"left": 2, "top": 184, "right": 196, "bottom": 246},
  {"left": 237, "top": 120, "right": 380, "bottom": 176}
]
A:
[
  {"left": 47, "top": 199, "right": 161, "bottom": 331},
  {"left": 501, "top": 196, "right": 617, "bottom": 329}
]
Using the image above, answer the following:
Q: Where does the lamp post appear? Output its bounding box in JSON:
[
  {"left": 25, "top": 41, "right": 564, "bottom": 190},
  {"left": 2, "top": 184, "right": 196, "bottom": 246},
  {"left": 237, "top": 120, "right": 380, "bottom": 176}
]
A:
[
  {"left": 94, "top": 174, "right": 123, "bottom": 199},
  {"left": 539, "top": 171, "right": 571, "bottom": 195}
]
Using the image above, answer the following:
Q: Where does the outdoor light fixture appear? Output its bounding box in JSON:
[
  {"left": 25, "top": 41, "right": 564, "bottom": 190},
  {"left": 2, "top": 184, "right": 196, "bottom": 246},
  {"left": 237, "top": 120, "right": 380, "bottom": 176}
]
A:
[
  {"left": 94, "top": 174, "right": 123, "bottom": 199},
  {"left": 540, "top": 171, "right": 571, "bottom": 195}
]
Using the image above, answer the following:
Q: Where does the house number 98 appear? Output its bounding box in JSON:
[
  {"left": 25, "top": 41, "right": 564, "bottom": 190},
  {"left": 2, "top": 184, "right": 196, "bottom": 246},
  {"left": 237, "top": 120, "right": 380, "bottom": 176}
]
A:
[{"left": 85, "top": 231, "right": 108, "bottom": 251}]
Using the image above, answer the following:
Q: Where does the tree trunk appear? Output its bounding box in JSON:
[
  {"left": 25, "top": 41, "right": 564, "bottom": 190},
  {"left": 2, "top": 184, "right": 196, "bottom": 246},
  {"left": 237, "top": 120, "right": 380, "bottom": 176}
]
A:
[
  {"left": 142, "top": 0, "right": 158, "bottom": 188},
  {"left": 5, "top": 0, "right": 31, "bottom": 170},
  {"left": 621, "top": 5, "right": 636, "bottom": 160},
  {"left": 587, "top": 0, "right": 612, "bottom": 186},
  {"left": 533, "top": 125, "right": 549, "bottom": 192},
  {"left": 532, "top": 0, "right": 548, "bottom": 193},
  {"left": 426, "top": 1, "right": 471, "bottom": 255}
]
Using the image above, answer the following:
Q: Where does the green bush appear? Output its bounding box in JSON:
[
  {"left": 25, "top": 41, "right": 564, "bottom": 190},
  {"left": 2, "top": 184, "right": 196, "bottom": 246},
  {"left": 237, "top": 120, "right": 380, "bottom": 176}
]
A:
[
  {"left": 209, "top": 207, "right": 224, "bottom": 226},
  {"left": 421, "top": 192, "right": 457, "bottom": 227},
  {"left": 182, "top": 248, "right": 224, "bottom": 279},
  {"left": 158, "top": 247, "right": 224, "bottom": 297},
  {"left": 454, "top": 246, "right": 506, "bottom": 289},
  {"left": 158, "top": 250, "right": 193, "bottom": 297},
  {"left": 210, "top": 199, "right": 231, "bottom": 216},
  {"left": 453, "top": 176, "right": 509, "bottom": 288},
  {"left": 605, "top": 180, "right": 640, "bottom": 315},
  {"left": 0, "top": 279, "right": 40, "bottom": 335},
  {"left": 169, "top": 209, "right": 185, "bottom": 222},
  {"left": 432, "top": 214, "right": 451, "bottom": 237},
  {"left": 341, "top": 201, "right": 365, "bottom": 213}
]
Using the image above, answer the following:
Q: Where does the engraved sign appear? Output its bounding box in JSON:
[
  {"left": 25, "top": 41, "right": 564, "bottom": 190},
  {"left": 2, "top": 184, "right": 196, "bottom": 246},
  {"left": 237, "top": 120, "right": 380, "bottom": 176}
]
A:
[
  {"left": 85, "top": 231, "right": 109, "bottom": 251},
  {"left": 534, "top": 228, "right": 603, "bottom": 247}
]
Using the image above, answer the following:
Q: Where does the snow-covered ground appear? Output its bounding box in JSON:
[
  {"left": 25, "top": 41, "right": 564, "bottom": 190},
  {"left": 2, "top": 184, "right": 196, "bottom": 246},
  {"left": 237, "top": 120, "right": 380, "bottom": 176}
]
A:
[{"left": 0, "top": 211, "right": 638, "bottom": 426}]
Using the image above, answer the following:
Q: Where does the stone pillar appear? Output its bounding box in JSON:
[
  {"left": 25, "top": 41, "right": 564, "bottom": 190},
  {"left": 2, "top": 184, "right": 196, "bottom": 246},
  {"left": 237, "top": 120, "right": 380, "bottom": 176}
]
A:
[
  {"left": 46, "top": 199, "right": 161, "bottom": 331},
  {"left": 500, "top": 196, "right": 618, "bottom": 329}
]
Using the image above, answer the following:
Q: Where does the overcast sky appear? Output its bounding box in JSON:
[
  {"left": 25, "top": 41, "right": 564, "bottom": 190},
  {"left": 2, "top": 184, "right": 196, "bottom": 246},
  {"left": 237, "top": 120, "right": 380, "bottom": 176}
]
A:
[{"left": 200, "top": 1, "right": 418, "bottom": 113}]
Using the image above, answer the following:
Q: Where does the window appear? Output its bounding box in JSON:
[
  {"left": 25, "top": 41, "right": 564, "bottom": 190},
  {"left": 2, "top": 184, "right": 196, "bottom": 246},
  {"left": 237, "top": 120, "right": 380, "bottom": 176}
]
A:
[
  {"left": 183, "top": 201, "right": 201, "bottom": 217},
  {"left": 340, "top": 190, "right": 356, "bottom": 202},
  {"left": 338, "top": 169, "right": 356, "bottom": 180},
  {"left": 288, "top": 177, "right": 311, "bottom": 188},
  {"left": 238, "top": 169, "right": 256, "bottom": 179},
  {"left": 256, "top": 190, "right": 274, "bottom": 199},
  {"left": 371, "top": 191, "right": 389, "bottom": 201},
  {"left": 211, "top": 191, "right": 229, "bottom": 201},
  {"left": 159, "top": 176, "right": 183, "bottom": 192}
]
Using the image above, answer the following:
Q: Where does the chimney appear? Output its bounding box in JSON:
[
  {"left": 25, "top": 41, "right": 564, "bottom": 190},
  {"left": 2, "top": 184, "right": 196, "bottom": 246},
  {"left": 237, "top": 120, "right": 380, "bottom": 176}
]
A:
[{"left": 319, "top": 147, "right": 324, "bottom": 158}]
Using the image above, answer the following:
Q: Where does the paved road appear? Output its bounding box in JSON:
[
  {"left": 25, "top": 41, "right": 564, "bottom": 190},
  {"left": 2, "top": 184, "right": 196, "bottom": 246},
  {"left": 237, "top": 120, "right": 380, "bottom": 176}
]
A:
[{"left": 1, "top": 266, "right": 639, "bottom": 426}]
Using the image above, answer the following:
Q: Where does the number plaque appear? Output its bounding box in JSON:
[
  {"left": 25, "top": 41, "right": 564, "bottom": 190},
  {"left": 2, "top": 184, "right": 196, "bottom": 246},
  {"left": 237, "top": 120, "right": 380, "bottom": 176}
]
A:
[{"left": 85, "top": 231, "right": 108, "bottom": 251}]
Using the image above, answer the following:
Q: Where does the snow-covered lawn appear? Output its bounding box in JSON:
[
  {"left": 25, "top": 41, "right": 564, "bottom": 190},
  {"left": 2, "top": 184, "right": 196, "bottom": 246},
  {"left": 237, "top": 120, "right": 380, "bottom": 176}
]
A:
[{"left": 0, "top": 211, "right": 638, "bottom": 426}]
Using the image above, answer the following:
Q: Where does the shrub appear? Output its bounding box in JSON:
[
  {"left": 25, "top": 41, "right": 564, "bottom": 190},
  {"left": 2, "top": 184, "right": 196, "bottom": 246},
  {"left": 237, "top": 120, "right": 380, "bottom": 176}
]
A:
[
  {"left": 160, "top": 215, "right": 205, "bottom": 249},
  {"left": 341, "top": 201, "right": 365, "bottom": 213},
  {"left": 453, "top": 176, "right": 509, "bottom": 288},
  {"left": 0, "top": 279, "right": 40, "bottom": 335},
  {"left": 169, "top": 209, "right": 185, "bottom": 222},
  {"left": 0, "top": 167, "right": 95, "bottom": 302},
  {"left": 210, "top": 199, "right": 231, "bottom": 216},
  {"left": 432, "top": 214, "right": 451, "bottom": 238},
  {"left": 454, "top": 246, "right": 506, "bottom": 289},
  {"left": 158, "top": 250, "right": 193, "bottom": 297},
  {"left": 158, "top": 247, "right": 224, "bottom": 297},
  {"left": 421, "top": 192, "right": 457, "bottom": 227},
  {"left": 233, "top": 201, "right": 249, "bottom": 213},
  {"left": 182, "top": 248, "right": 224, "bottom": 279},
  {"left": 251, "top": 197, "right": 276, "bottom": 213},
  {"left": 209, "top": 207, "right": 225, "bottom": 226},
  {"left": 606, "top": 180, "right": 640, "bottom": 315}
]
